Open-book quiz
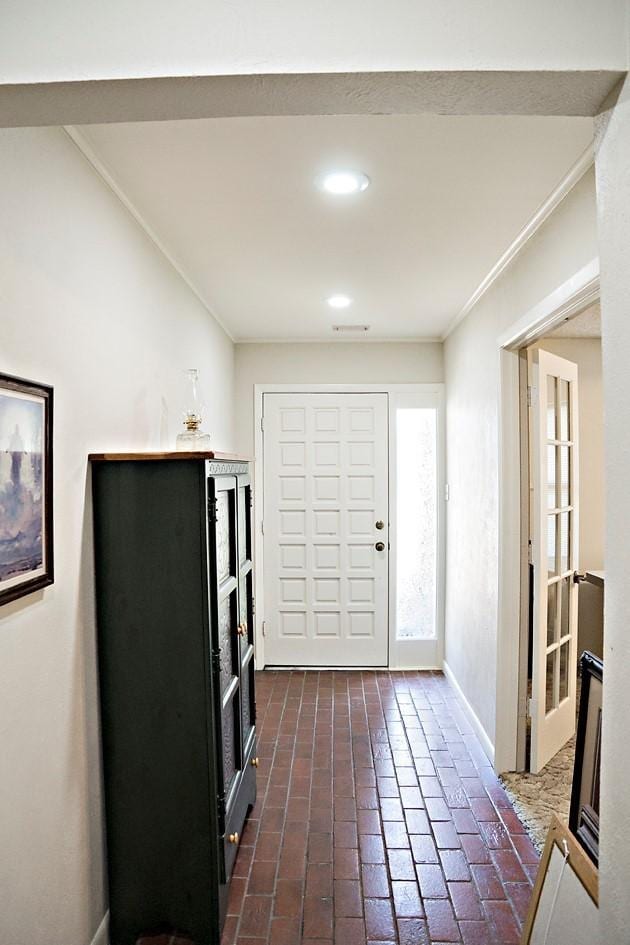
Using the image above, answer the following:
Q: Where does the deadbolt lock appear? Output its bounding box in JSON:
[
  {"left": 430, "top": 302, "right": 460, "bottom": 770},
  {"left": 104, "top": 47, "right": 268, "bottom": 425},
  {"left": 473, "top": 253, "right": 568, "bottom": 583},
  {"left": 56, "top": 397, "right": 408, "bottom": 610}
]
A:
[
  {"left": 375, "top": 541, "right": 385, "bottom": 552},
  {"left": 375, "top": 520, "right": 385, "bottom": 530}
]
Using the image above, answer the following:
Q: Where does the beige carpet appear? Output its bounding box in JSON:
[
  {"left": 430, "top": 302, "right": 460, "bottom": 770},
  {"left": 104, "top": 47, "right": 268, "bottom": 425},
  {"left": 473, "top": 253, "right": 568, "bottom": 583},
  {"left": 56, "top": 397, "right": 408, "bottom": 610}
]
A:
[{"left": 500, "top": 735, "right": 575, "bottom": 852}]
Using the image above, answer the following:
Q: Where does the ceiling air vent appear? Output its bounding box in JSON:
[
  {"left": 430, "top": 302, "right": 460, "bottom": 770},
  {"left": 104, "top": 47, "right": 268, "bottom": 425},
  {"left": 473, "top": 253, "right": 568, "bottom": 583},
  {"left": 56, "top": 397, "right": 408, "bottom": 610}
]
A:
[{"left": 332, "top": 325, "right": 370, "bottom": 333}]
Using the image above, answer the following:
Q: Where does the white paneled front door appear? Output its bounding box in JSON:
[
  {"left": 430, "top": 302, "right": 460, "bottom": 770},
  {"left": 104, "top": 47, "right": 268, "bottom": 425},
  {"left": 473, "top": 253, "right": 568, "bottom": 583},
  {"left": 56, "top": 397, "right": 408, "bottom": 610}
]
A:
[{"left": 263, "top": 392, "right": 389, "bottom": 666}]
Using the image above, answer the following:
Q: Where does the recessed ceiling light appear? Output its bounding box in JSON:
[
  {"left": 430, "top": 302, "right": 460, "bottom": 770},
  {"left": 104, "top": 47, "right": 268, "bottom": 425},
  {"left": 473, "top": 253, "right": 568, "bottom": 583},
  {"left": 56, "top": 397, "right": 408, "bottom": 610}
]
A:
[
  {"left": 318, "top": 170, "right": 370, "bottom": 195},
  {"left": 327, "top": 294, "right": 353, "bottom": 309},
  {"left": 332, "top": 325, "right": 370, "bottom": 333}
]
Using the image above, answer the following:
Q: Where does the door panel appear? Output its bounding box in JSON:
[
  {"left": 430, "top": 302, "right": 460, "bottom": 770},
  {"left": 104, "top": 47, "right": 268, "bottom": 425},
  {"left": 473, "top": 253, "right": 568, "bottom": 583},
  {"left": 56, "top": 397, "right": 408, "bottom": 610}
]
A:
[
  {"left": 237, "top": 474, "right": 256, "bottom": 754},
  {"left": 530, "top": 351, "right": 579, "bottom": 773},
  {"left": 263, "top": 392, "right": 389, "bottom": 666}
]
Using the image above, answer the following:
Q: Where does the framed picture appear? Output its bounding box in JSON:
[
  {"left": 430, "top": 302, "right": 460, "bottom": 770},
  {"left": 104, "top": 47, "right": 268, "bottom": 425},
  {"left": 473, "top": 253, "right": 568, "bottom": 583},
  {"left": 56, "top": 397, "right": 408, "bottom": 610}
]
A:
[
  {"left": 0, "top": 372, "right": 54, "bottom": 605},
  {"left": 569, "top": 650, "right": 603, "bottom": 866},
  {"left": 521, "top": 815, "right": 598, "bottom": 945}
]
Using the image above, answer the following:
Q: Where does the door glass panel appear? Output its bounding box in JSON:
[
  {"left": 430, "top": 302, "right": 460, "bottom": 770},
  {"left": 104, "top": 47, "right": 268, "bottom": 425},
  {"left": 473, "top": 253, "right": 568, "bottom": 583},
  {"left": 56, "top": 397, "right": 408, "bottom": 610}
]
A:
[
  {"left": 547, "top": 582, "right": 558, "bottom": 646},
  {"left": 559, "top": 512, "right": 571, "bottom": 573},
  {"left": 547, "top": 514, "right": 557, "bottom": 577},
  {"left": 560, "top": 576, "right": 571, "bottom": 640},
  {"left": 546, "top": 650, "right": 556, "bottom": 714},
  {"left": 546, "top": 446, "right": 557, "bottom": 509},
  {"left": 238, "top": 485, "right": 249, "bottom": 565},
  {"left": 559, "top": 447, "right": 571, "bottom": 508},
  {"left": 218, "top": 595, "right": 236, "bottom": 693},
  {"left": 546, "top": 376, "right": 557, "bottom": 440},
  {"left": 559, "top": 380, "right": 570, "bottom": 441},
  {"left": 216, "top": 491, "right": 231, "bottom": 583},
  {"left": 241, "top": 658, "right": 254, "bottom": 742},
  {"left": 396, "top": 408, "right": 437, "bottom": 640},
  {"left": 223, "top": 701, "right": 238, "bottom": 793},
  {"left": 559, "top": 642, "right": 570, "bottom": 702}
]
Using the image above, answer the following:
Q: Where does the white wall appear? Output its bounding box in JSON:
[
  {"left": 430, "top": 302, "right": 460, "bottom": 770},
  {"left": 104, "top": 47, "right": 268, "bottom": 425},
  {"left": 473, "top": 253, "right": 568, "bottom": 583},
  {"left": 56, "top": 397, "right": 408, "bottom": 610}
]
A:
[
  {"left": 595, "top": 69, "right": 630, "bottom": 943},
  {"left": 0, "top": 0, "right": 625, "bottom": 85},
  {"left": 234, "top": 341, "right": 443, "bottom": 455},
  {"left": 0, "top": 127, "right": 234, "bottom": 945},
  {"left": 443, "top": 168, "right": 598, "bottom": 752}
]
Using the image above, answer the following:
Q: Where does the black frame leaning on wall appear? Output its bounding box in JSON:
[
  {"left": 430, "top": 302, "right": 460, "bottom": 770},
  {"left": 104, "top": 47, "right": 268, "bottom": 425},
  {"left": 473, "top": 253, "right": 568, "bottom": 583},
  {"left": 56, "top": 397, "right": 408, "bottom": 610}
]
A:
[
  {"left": 0, "top": 371, "right": 54, "bottom": 606},
  {"left": 569, "top": 650, "right": 603, "bottom": 866}
]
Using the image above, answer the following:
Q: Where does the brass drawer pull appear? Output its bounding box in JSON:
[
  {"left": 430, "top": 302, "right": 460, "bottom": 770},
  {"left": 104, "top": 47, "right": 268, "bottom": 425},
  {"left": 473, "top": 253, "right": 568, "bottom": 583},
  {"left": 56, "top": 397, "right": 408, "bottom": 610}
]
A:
[
  {"left": 251, "top": 757, "right": 259, "bottom": 768},
  {"left": 229, "top": 832, "right": 239, "bottom": 844}
]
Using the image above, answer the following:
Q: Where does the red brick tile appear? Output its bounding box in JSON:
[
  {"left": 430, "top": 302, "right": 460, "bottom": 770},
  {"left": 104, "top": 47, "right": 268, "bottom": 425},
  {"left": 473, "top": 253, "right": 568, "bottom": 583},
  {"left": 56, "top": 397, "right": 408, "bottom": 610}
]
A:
[
  {"left": 308, "top": 832, "right": 333, "bottom": 863},
  {"left": 404, "top": 809, "right": 430, "bottom": 834},
  {"left": 410, "top": 834, "right": 439, "bottom": 864},
  {"left": 459, "top": 919, "right": 495, "bottom": 944},
  {"left": 397, "top": 917, "right": 430, "bottom": 945},
  {"left": 511, "top": 832, "right": 540, "bottom": 866},
  {"left": 440, "top": 849, "right": 471, "bottom": 881},
  {"left": 491, "top": 848, "right": 527, "bottom": 884},
  {"left": 357, "top": 809, "right": 381, "bottom": 834},
  {"left": 334, "top": 821, "right": 358, "bottom": 848},
  {"left": 334, "top": 917, "right": 366, "bottom": 945},
  {"left": 273, "top": 879, "right": 303, "bottom": 917},
  {"left": 268, "top": 917, "right": 301, "bottom": 945},
  {"left": 333, "top": 879, "right": 363, "bottom": 917},
  {"left": 479, "top": 821, "right": 511, "bottom": 850},
  {"left": 416, "top": 864, "right": 448, "bottom": 898},
  {"left": 364, "top": 898, "right": 397, "bottom": 940},
  {"left": 383, "top": 820, "right": 410, "bottom": 849},
  {"left": 306, "top": 862, "right": 333, "bottom": 898},
  {"left": 334, "top": 847, "right": 360, "bottom": 880},
  {"left": 399, "top": 785, "right": 424, "bottom": 808},
  {"left": 362, "top": 863, "right": 390, "bottom": 898},
  {"left": 303, "top": 897, "right": 333, "bottom": 939},
  {"left": 449, "top": 881, "right": 484, "bottom": 920},
  {"left": 380, "top": 797, "right": 404, "bottom": 821},
  {"left": 484, "top": 899, "right": 521, "bottom": 943},
  {"left": 360, "top": 834, "right": 387, "bottom": 864},
  {"left": 392, "top": 881, "right": 423, "bottom": 917},
  {"left": 239, "top": 896, "right": 272, "bottom": 938},
  {"left": 470, "top": 797, "right": 499, "bottom": 822},
  {"left": 424, "top": 898, "right": 460, "bottom": 942},
  {"left": 433, "top": 820, "right": 462, "bottom": 850},
  {"left": 387, "top": 848, "right": 416, "bottom": 880},
  {"left": 505, "top": 881, "right": 533, "bottom": 927},
  {"left": 451, "top": 809, "right": 479, "bottom": 834},
  {"left": 461, "top": 834, "right": 492, "bottom": 865},
  {"left": 425, "top": 797, "right": 451, "bottom": 821},
  {"left": 499, "top": 808, "right": 527, "bottom": 834},
  {"left": 470, "top": 864, "right": 507, "bottom": 901}
]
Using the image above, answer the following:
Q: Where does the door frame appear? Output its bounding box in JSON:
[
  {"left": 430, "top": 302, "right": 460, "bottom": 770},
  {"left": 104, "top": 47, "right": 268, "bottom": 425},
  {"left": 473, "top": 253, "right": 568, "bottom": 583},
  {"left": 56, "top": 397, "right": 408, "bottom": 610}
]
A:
[
  {"left": 253, "top": 383, "right": 445, "bottom": 670},
  {"left": 495, "top": 257, "right": 599, "bottom": 773}
]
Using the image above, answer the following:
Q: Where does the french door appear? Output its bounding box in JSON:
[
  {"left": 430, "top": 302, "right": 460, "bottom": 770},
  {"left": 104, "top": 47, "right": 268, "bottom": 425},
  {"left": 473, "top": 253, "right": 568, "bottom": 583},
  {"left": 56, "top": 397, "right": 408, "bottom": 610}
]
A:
[
  {"left": 263, "top": 392, "right": 389, "bottom": 666},
  {"left": 530, "top": 350, "right": 580, "bottom": 773}
]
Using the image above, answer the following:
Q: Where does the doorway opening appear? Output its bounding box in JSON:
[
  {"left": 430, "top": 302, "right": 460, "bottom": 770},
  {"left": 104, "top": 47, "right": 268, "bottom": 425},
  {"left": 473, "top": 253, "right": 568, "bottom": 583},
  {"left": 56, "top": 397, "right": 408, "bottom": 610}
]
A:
[{"left": 501, "top": 298, "right": 604, "bottom": 850}]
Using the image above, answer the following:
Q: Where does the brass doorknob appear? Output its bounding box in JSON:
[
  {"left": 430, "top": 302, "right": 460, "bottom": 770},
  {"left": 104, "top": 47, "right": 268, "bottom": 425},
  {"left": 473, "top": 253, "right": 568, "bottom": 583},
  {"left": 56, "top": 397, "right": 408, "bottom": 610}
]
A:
[
  {"left": 229, "top": 832, "right": 239, "bottom": 844},
  {"left": 375, "top": 541, "right": 385, "bottom": 552},
  {"left": 251, "top": 757, "right": 259, "bottom": 768}
]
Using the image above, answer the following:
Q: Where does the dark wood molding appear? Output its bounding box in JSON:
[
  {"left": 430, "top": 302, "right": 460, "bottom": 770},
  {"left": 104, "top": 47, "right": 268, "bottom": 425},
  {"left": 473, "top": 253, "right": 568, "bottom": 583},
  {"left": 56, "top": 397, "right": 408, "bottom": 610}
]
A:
[{"left": 88, "top": 450, "right": 251, "bottom": 463}]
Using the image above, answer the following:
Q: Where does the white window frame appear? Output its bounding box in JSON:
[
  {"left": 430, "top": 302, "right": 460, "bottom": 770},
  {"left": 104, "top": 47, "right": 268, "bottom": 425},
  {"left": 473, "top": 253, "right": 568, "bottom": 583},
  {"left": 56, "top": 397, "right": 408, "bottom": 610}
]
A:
[{"left": 253, "top": 383, "right": 445, "bottom": 670}]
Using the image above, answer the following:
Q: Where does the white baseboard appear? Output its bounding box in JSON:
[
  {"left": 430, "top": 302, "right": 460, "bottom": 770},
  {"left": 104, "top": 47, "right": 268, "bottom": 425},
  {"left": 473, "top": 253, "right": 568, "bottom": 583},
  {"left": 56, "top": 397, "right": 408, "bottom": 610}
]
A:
[
  {"left": 89, "top": 912, "right": 109, "bottom": 945},
  {"left": 443, "top": 660, "right": 495, "bottom": 765}
]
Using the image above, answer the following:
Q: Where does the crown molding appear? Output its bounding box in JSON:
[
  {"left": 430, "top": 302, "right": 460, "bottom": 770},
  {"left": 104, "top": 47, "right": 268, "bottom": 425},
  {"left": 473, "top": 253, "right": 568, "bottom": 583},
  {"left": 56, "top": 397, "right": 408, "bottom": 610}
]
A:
[
  {"left": 441, "top": 143, "right": 594, "bottom": 341},
  {"left": 62, "top": 125, "right": 234, "bottom": 342},
  {"left": 235, "top": 336, "right": 443, "bottom": 345}
]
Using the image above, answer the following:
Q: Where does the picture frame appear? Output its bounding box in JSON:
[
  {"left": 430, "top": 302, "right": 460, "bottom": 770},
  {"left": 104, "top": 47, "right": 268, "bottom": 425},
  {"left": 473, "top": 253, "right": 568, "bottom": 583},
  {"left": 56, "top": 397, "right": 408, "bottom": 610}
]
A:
[
  {"left": 569, "top": 650, "right": 603, "bottom": 865},
  {"left": 520, "top": 815, "right": 598, "bottom": 945},
  {"left": 0, "top": 371, "right": 54, "bottom": 605}
]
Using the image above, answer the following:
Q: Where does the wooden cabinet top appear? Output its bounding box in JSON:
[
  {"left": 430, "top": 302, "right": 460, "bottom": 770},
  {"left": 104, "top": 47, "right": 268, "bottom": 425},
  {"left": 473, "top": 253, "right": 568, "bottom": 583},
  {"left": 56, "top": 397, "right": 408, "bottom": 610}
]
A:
[{"left": 89, "top": 451, "right": 251, "bottom": 463}]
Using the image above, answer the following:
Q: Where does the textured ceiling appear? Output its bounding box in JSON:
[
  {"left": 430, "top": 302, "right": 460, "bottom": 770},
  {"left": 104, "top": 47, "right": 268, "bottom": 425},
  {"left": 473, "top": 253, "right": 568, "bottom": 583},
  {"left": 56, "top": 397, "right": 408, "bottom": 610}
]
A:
[
  {"left": 80, "top": 114, "right": 593, "bottom": 340},
  {"left": 549, "top": 302, "right": 601, "bottom": 338}
]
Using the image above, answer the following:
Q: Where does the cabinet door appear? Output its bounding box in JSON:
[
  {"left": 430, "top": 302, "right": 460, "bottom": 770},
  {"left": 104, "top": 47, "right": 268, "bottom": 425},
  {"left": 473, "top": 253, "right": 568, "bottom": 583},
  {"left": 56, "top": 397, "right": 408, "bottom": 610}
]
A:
[
  {"left": 207, "top": 474, "right": 243, "bottom": 881},
  {"left": 237, "top": 474, "right": 256, "bottom": 755}
]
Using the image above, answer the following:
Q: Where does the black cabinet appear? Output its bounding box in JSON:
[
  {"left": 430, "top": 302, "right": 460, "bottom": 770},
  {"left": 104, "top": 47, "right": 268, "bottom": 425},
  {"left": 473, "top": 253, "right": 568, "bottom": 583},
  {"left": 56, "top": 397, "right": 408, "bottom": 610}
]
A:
[{"left": 90, "top": 453, "right": 256, "bottom": 945}]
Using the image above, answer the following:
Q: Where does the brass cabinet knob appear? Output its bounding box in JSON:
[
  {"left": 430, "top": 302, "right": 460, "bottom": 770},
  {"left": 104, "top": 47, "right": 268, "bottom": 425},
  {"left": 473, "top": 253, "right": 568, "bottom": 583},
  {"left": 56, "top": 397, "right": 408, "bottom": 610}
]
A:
[
  {"left": 229, "top": 832, "right": 239, "bottom": 844},
  {"left": 375, "top": 541, "right": 385, "bottom": 552},
  {"left": 236, "top": 624, "right": 245, "bottom": 636},
  {"left": 251, "top": 757, "right": 259, "bottom": 768},
  {"left": 375, "top": 520, "right": 385, "bottom": 530}
]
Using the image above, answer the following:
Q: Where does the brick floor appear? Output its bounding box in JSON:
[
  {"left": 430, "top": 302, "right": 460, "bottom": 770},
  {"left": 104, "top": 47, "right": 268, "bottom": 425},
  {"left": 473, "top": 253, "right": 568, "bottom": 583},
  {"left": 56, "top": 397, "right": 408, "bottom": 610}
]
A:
[{"left": 141, "top": 670, "right": 538, "bottom": 945}]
